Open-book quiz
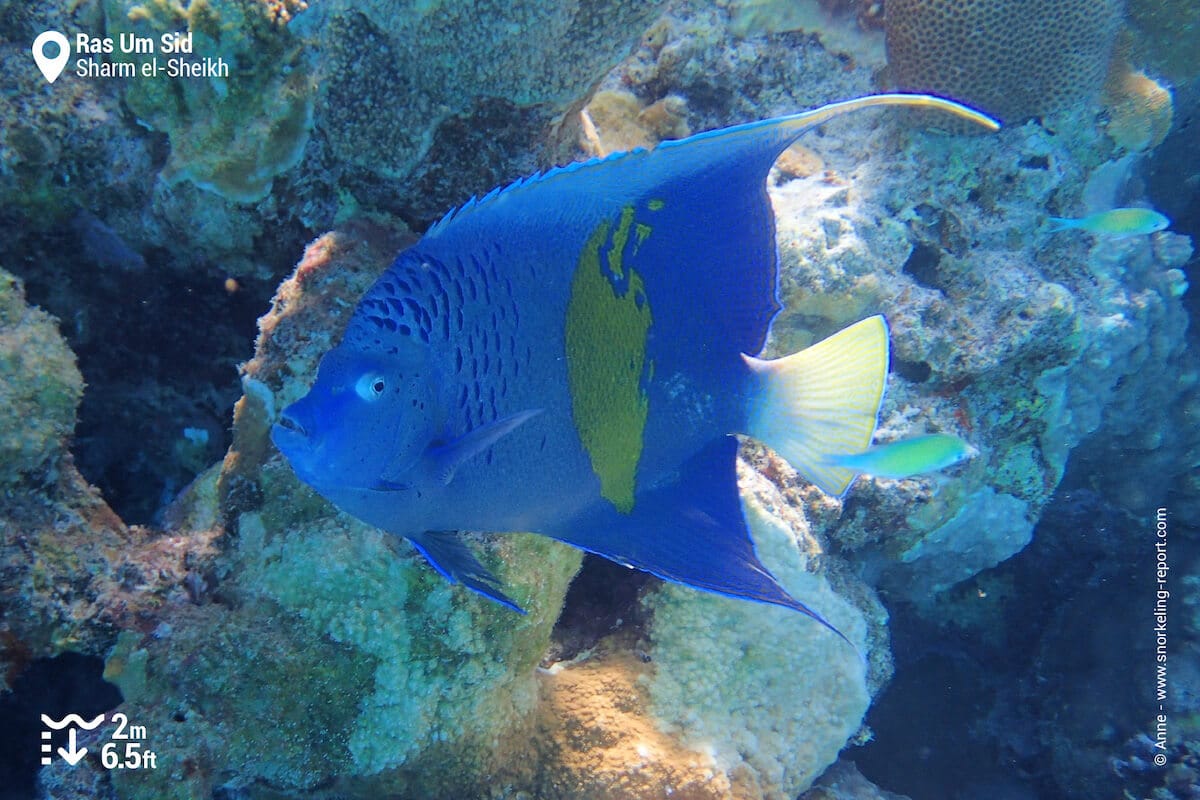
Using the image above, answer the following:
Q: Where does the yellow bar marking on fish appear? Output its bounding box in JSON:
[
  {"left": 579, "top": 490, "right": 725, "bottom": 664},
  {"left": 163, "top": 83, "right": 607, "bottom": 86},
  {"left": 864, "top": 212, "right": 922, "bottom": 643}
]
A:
[
  {"left": 565, "top": 208, "right": 654, "bottom": 514},
  {"left": 608, "top": 205, "right": 637, "bottom": 280},
  {"left": 634, "top": 223, "right": 653, "bottom": 255},
  {"left": 647, "top": 199, "right": 665, "bottom": 211}
]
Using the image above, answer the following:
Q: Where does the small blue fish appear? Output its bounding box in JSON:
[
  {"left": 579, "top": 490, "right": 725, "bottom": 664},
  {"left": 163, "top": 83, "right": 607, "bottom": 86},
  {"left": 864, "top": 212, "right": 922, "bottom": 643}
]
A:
[
  {"left": 272, "top": 94, "right": 997, "bottom": 637},
  {"left": 1047, "top": 207, "right": 1169, "bottom": 238},
  {"left": 823, "top": 433, "right": 977, "bottom": 479},
  {"left": 71, "top": 210, "right": 147, "bottom": 271}
]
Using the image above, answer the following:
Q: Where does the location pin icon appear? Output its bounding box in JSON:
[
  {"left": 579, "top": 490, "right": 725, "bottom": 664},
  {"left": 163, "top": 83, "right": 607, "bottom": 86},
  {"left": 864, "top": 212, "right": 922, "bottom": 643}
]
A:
[{"left": 32, "top": 31, "right": 70, "bottom": 84}]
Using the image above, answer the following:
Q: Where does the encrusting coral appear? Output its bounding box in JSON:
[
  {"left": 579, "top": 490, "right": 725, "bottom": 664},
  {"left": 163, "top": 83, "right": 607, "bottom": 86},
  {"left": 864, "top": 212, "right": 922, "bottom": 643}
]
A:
[
  {"left": 1101, "top": 58, "right": 1175, "bottom": 153},
  {"left": 102, "top": 0, "right": 315, "bottom": 203},
  {"left": 0, "top": 267, "right": 221, "bottom": 684},
  {"left": 0, "top": 268, "right": 83, "bottom": 485},
  {"left": 301, "top": 0, "right": 669, "bottom": 186}
]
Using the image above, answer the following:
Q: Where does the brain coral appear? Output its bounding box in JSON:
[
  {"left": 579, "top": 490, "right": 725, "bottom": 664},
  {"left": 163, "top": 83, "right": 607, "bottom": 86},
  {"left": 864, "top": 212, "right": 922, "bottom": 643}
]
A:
[
  {"left": 884, "top": 0, "right": 1124, "bottom": 124},
  {"left": 304, "top": 0, "right": 667, "bottom": 182}
]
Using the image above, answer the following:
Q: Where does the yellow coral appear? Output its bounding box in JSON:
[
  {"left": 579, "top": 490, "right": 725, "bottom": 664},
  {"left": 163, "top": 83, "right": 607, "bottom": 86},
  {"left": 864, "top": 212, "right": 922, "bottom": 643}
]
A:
[
  {"left": 1102, "top": 61, "right": 1174, "bottom": 152},
  {"left": 580, "top": 89, "right": 691, "bottom": 157}
]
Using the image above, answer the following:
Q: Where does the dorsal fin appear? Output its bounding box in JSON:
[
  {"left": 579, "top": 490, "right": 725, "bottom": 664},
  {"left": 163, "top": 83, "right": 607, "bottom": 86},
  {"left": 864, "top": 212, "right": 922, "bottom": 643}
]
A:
[
  {"left": 424, "top": 94, "right": 997, "bottom": 238},
  {"left": 426, "top": 150, "right": 636, "bottom": 237}
]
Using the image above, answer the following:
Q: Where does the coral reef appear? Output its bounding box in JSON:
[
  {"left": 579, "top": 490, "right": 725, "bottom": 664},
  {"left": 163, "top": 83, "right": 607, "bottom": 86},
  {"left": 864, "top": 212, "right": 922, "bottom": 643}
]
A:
[
  {"left": 884, "top": 0, "right": 1123, "bottom": 124},
  {"left": 580, "top": 89, "right": 691, "bottom": 156},
  {"left": 583, "top": 2, "right": 872, "bottom": 148},
  {"left": 300, "top": 0, "right": 668, "bottom": 206},
  {"left": 102, "top": 0, "right": 315, "bottom": 203},
  {"left": 1, "top": 0, "right": 678, "bottom": 527},
  {"left": 0, "top": 461, "right": 223, "bottom": 680},
  {"left": 90, "top": 224, "right": 883, "bottom": 800},
  {"left": 802, "top": 760, "right": 912, "bottom": 799},
  {"left": 533, "top": 648, "right": 742, "bottom": 799},
  {"left": 885, "top": 487, "right": 1032, "bottom": 598},
  {"left": 642, "top": 464, "right": 879, "bottom": 799},
  {"left": 1101, "top": 59, "right": 1175, "bottom": 153},
  {"left": 742, "top": 94, "right": 1195, "bottom": 602},
  {"left": 2, "top": 2, "right": 1196, "bottom": 799},
  {"left": 1124, "top": 0, "right": 1200, "bottom": 84},
  {"left": 106, "top": 6, "right": 1188, "bottom": 796},
  {"left": 0, "top": 267, "right": 221, "bottom": 683},
  {"left": 0, "top": 268, "right": 82, "bottom": 484},
  {"left": 106, "top": 231, "right": 584, "bottom": 799},
  {"left": 726, "top": 0, "right": 885, "bottom": 68}
]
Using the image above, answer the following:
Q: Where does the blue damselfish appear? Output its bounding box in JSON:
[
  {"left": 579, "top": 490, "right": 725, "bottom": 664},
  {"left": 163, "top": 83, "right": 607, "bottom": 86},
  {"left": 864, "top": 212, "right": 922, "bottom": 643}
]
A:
[{"left": 272, "top": 94, "right": 998, "bottom": 637}]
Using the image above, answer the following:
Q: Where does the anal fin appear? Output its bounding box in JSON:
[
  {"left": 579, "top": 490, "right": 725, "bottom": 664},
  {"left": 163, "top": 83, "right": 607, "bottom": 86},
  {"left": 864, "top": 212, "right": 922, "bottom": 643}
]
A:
[{"left": 554, "top": 438, "right": 848, "bottom": 642}]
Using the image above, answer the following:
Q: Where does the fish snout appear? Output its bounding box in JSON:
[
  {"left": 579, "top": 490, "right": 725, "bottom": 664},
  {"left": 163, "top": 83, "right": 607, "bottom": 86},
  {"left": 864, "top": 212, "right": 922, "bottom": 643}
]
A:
[
  {"left": 271, "top": 404, "right": 315, "bottom": 462},
  {"left": 275, "top": 410, "right": 308, "bottom": 438}
]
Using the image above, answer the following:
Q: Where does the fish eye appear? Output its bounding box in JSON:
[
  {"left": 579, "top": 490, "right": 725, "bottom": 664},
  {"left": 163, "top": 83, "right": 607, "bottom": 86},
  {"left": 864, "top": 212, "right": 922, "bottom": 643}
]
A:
[{"left": 355, "top": 373, "right": 387, "bottom": 400}]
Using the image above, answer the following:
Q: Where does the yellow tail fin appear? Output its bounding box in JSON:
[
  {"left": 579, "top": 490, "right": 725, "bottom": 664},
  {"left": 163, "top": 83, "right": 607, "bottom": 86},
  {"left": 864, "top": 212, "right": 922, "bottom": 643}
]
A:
[{"left": 742, "top": 316, "right": 889, "bottom": 497}]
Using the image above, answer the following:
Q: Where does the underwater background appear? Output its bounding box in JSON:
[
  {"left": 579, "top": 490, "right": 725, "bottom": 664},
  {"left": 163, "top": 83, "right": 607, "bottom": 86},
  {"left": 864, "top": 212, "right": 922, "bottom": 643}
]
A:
[{"left": 0, "top": 0, "right": 1198, "bottom": 798}]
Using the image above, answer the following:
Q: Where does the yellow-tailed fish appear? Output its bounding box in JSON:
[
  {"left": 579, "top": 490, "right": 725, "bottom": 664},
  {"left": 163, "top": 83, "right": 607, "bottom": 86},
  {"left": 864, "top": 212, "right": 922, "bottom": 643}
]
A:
[{"left": 271, "top": 94, "right": 997, "bottom": 640}]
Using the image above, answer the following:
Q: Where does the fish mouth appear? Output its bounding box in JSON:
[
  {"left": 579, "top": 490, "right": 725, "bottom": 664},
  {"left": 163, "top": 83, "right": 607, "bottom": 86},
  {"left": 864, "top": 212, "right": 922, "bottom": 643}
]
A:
[
  {"left": 270, "top": 415, "right": 324, "bottom": 488},
  {"left": 270, "top": 412, "right": 314, "bottom": 467},
  {"left": 275, "top": 412, "right": 307, "bottom": 437}
]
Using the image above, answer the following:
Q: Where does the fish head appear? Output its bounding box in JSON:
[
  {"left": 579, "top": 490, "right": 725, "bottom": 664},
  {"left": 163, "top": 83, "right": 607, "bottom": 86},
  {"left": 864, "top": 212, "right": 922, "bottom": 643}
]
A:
[{"left": 271, "top": 337, "right": 439, "bottom": 493}]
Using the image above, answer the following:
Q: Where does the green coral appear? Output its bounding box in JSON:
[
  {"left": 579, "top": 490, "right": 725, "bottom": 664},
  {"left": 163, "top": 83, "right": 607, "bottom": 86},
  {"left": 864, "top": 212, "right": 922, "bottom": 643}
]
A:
[
  {"left": 103, "top": 0, "right": 315, "bottom": 202},
  {"left": 236, "top": 509, "right": 581, "bottom": 778},
  {"left": 0, "top": 268, "right": 83, "bottom": 483},
  {"left": 105, "top": 475, "right": 581, "bottom": 798},
  {"left": 991, "top": 439, "right": 1048, "bottom": 501},
  {"left": 108, "top": 603, "right": 376, "bottom": 800}
]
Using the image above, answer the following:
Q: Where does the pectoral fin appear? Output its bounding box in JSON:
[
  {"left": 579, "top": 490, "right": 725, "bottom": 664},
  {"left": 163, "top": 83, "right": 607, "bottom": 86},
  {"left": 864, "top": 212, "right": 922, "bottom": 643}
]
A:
[{"left": 423, "top": 408, "right": 542, "bottom": 485}]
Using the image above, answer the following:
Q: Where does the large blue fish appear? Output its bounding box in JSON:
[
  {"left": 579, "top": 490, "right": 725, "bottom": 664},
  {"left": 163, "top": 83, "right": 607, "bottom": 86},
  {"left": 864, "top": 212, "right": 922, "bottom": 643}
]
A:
[{"left": 272, "top": 94, "right": 997, "bottom": 637}]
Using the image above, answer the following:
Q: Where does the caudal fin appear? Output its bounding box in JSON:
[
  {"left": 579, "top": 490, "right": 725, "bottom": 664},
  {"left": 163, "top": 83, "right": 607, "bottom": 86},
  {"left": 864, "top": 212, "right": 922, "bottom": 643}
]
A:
[
  {"left": 1045, "top": 216, "right": 1079, "bottom": 234},
  {"left": 742, "top": 316, "right": 889, "bottom": 497}
]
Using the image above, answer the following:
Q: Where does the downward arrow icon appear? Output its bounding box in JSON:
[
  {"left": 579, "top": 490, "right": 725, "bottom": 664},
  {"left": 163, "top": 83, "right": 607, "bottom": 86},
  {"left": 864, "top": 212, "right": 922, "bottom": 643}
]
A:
[{"left": 58, "top": 728, "right": 87, "bottom": 766}]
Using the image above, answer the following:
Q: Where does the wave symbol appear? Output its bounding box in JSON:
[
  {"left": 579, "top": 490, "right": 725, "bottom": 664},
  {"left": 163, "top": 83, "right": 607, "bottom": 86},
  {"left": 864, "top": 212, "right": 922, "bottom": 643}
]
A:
[{"left": 41, "top": 713, "right": 106, "bottom": 730}]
